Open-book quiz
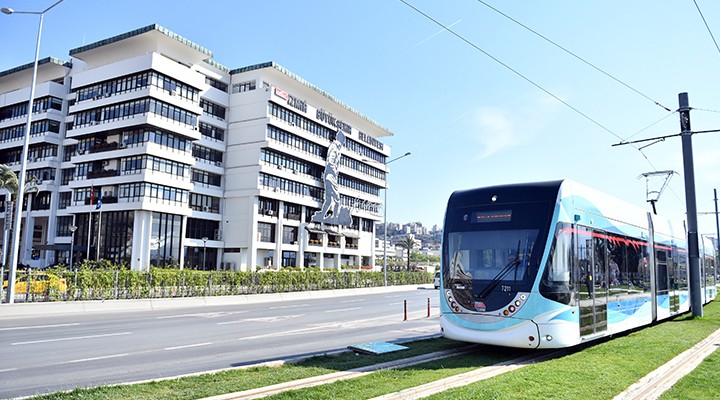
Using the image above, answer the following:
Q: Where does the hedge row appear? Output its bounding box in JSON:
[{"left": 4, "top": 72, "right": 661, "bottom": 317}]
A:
[{"left": 14, "top": 264, "right": 432, "bottom": 302}]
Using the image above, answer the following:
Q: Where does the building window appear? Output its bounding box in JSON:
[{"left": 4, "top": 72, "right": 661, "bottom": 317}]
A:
[
  {"left": 232, "top": 80, "right": 256, "bottom": 93},
  {"left": 192, "top": 144, "right": 223, "bottom": 163},
  {"left": 282, "top": 251, "right": 297, "bottom": 267},
  {"left": 282, "top": 226, "right": 297, "bottom": 244},
  {"left": 191, "top": 169, "right": 221, "bottom": 187},
  {"left": 258, "top": 197, "right": 278, "bottom": 216},
  {"left": 56, "top": 216, "right": 73, "bottom": 236},
  {"left": 283, "top": 202, "right": 301, "bottom": 220},
  {"left": 185, "top": 218, "right": 219, "bottom": 240},
  {"left": 205, "top": 76, "right": 228, "bottom": 92},
  {"left": 258, "top": 222, "right": 274, "bottom": 243},
  {"left": 198, "top": 122, "right": 225, "bottom": 142},
  {"left": 58, "top": 192, "right": 71, "bottom": 209},
  {"left": 199, "top": 99, "right": 226, "bottom": 120},
  {"left": 362, "top": 219, "right": 374, "bottom": 233}
]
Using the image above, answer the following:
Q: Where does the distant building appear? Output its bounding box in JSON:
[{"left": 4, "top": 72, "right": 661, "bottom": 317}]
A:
[{"left": 0, "top": 24, "right": 394, "bottom": 271}]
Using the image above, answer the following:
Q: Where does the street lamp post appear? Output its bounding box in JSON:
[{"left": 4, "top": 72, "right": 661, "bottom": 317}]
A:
[
  {"left": 202, "top": 237, "right": 209, "bottom": 270},
  {"left": 68, "top": 224, "right": 77, "bottom": 269},
  {"left": 381, "top": 152, "right": 411, "bottom": 286},
  {"left": 2, "top": 0, "right": 65, "bottom": 304}
]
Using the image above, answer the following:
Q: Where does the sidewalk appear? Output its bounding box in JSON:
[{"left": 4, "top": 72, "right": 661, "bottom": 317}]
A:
[{"left": 0, "top": 284, "right": 432, "bottom": 318}]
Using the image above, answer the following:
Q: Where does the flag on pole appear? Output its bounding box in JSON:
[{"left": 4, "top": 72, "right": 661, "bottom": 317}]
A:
[
  {"left": 96, "top": 190, "right": 102, "bottom": 210},
  {"left": 90, "top": 183, "right": 95, "bottom": 206}
]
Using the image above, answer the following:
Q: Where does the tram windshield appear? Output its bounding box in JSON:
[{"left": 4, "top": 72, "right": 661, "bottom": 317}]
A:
[
  {"left": 442, "top": 197, "right": 554, "bottom": 311},
  {"left": 447, "top": 229, "right": 538, "bottom": 286}
]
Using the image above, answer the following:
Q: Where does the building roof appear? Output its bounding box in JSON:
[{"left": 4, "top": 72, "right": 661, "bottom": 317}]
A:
[
  {"left": 232, "top": 61, "right": 394, "bottom": 137},
  {"left": 69, "top": 23, "right": 212, "bottom": 58},
  {"left": 69, "top": 24, "right": 213, "bottom": 68},
  {"left": 0, "top": 57, "right": 71, "bottom": 79}
]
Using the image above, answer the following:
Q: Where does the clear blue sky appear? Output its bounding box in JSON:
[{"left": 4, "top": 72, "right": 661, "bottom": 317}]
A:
[{"left": 2, "top": 1, "right": 720, "bottom": 236}]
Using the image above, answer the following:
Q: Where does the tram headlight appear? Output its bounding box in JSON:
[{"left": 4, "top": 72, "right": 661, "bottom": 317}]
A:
[
  {"left": 515, "top": 300, "right": 521, "bottom": 307},
  {"left": 508, "top": 305, "right": 516, "bottom": 313},
  {"left": 545, "top": 335, "right": 553, "bottom": 342}
]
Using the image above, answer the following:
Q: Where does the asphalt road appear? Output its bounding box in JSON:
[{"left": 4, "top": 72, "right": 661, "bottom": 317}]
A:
[{"left": 0, "top": 286, "right": 440, "bottom": 399}]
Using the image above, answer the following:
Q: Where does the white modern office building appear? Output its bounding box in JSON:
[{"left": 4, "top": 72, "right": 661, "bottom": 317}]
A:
[{"left": 0, "top": 24, "right": 393, "bottom": 271}]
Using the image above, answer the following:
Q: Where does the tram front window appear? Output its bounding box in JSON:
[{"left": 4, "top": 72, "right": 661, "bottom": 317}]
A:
[{"left": 446, "top": 229, "right": 538, "bottom": 310}]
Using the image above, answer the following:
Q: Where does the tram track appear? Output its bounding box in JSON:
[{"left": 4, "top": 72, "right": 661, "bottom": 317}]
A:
[
  {"left": 200, "top": 344, "right": 482, "bottom": 400},
  {"left": 200, "top": 345, "right": 566, "bottom": 400},
  {"left": 613, "top": 327, "right": 720, "bottom": 400},
  {"left": 369, "top": 349, "right": 566, "bottom": 400}
]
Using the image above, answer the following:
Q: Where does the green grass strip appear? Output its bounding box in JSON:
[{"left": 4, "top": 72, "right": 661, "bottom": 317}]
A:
[
  {"left": 660, "top": 334, "right": 720, "bottom": 399},
  {"left": 423, "top": 300, "right": 720, "bottom": 400},
  {"left": 27, "top": 337, "right": 468, "bottom": 400},
  {"left": 28, "top": 301, "right": 720, "bottom": 400},
  {"left": 263, "top": 348, "right": 530, "bottom": 400}
]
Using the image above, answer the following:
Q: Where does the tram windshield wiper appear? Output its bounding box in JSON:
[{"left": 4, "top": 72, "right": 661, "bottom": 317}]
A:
[{"left": 478, "top": 241, "right": 522, "bottom": 299}]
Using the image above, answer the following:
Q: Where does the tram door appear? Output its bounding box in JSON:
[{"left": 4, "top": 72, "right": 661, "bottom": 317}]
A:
[
  {"left": 576, "top": 227, "right": 608, "bottom": 336},
  {"left": 656, "top": 247, "right": 682, "bottom": 315}
]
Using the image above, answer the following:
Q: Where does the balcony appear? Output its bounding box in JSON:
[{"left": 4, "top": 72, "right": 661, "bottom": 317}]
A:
[
  {"left": 89, "top": 141, "right": 119, "bottom": 154},
  {"left": 84, "top": 195, "right": 118, "bottom": 205},
  {"left": 87, "top": 169, "right": 118, "bottom": 179}
]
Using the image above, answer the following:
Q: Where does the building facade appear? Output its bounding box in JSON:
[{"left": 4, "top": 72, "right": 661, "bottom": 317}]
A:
[{"left": 0, "top": 24, "right": 393, "bottom": 272}]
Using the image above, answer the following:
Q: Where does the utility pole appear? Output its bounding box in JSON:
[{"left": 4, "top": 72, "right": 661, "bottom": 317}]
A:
[
  {"left": 715, "top": 189, "right": 719, "bottom": 275},
  {"left": 679, "top": 92, "right": 703, "bottom": 317}
]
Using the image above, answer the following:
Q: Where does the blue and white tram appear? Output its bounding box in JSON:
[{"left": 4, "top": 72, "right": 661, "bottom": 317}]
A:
[{"left": 440, "top": 180, "right": 717, "bottom": 349}]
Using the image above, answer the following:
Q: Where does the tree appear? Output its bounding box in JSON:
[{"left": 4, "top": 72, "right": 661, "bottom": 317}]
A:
[
  {"left": 0, "top": 164, "right": 19, "bottom": 196},
  {"left": 397, "top": 235, "right": 418, "bottom": 271}
]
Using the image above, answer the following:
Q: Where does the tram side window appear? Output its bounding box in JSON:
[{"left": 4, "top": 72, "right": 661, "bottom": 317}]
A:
[
  {"left": 707, "top": 257, "right": 717, "bottom": 287},
  {"left": 656, "top": 249, "right": 669, "bottom": 292},
  {"left": 626, "top": 241, "right": 650, "bottom": 293},
  {"left": 606, "top": 234, "right": 626, "bottom": 295},
  {"left": 676, "top": 251, "right": 688, "bottom": 291},
  {"left": 540, "top": 223, "right": 573, "bottom": 305}
]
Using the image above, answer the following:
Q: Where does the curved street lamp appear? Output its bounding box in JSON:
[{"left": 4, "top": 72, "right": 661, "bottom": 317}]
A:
[
  {"left": 364, "top": 152, "right": 411, "bottom": 286},
  {"left": 382, "top": 152, "right": 411, "bottom": 285},
  {"left": 2, "top": 0, "right": 66, "bottom": 304},
  {"left": 202, "top": 237, "right": 209, "bottom": 270},
  {"left": 68, "top": 224, "right": 77, "bottom": 268}
]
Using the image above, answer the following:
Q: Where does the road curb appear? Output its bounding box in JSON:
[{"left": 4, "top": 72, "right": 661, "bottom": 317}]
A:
[{"left": 0, "top": 284, "right": 433, "bottom": 318}]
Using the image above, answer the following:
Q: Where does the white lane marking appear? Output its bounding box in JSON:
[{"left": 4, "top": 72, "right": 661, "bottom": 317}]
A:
[
  {"left": 269, "top": 304, "right": 310, "bottom": 309},
  {"left": 11, "top": 331, "right": 132, "bottom": 346},
  {"left": 157, "top": 311, "right": 247, "bottom": 319},
  {"left": 0, "top": 323, "right": 81, "bottom": 331},
  {"left": 0, "top": 368, "right": 18, "bottom": 373},
  {"left": 325, "top": 307, "right": 361, "bottom": 313},
  {"left": 238, "top": 315, "right": 401, "bottom": 341},
  {"left": 340, "top": 299, "right": 364, "bottom": 304},
  {"left": 217, "top": 314, "right": 305, "bottom": 325},
  {"left": 164, "top": 342, "right": 213, "bottom": 351},
  {"left": 62, "top": 353, "right": 129, "bottom": 364}
]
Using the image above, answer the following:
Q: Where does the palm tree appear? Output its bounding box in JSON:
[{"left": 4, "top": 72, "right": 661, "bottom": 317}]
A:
[
  {"left": 397, "top": 235, "right": 418, "bottom": 271},
  {"left": 1, "top": 164, "right": 19, "bottom": 282},
  {"left": 0, "top": 164, "right": 19, "bottom": 196}
]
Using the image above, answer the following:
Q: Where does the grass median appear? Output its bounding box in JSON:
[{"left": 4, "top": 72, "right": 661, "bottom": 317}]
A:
[
  {"left": 423, "top": 300, "right": 720, "bottom": 400},
  {"left": 30, "top": 300, "right": 720, "bottom": 400}
]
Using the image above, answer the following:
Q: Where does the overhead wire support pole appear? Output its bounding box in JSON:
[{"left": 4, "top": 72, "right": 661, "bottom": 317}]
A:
[
  {"left": 678, "top": 92, "right": 703, "bottom": 318},
  {"left": 2, "top": 0, "right": 66, "bottom": 303}
]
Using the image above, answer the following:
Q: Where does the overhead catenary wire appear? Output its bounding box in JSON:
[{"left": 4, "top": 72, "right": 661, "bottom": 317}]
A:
[
  {"left": 693, "top": 0, "right": 720, "bottom": 57},
  {"left": 472, "top": 0, "right": 672, "bottom": 113},
  {"left": 397, "top": 0, "right": 624, "bottom": 142},
  {"left": 621, "top": 111, "right": 678, "bottom": 143}
]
